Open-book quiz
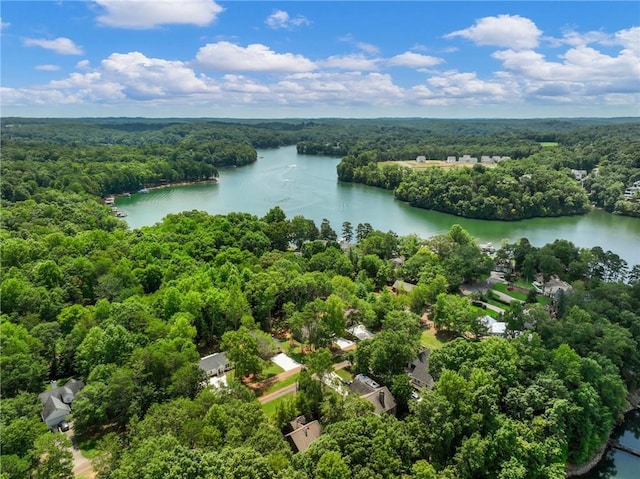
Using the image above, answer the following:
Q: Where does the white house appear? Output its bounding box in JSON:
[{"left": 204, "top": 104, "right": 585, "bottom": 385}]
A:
[
  {"left": 416, "top": 155, "right": 426, "bottom": 163},
  {"left": 347, "top": 324, "right": 375, "bottom": 341},
  {"left": 199, "top": 352, "right": 230, "bottom": 377},
  {"left": 479, "top": 315, "right": 507, "bottom": 336}
]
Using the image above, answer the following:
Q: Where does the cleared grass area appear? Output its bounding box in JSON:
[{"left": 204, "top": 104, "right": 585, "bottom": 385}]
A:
[
  {"left": 420, "top": 328, "right": 446, "bottom": 350},
  {"left": 262, "top": 362, "right": 285, "bottom": 378},
  {"left": 75, "top": 435, "right": 99, "bottom": 459},
  {"left": 261, "top": 372, "right": 300, "bottom": 396},
  {"left": 471, "top": 305, "right": 499, "bottom": 319},
  {"left": 335, "top": 368, "right": 353, "bottom": 381},
  {"left": 281, "top": 340, "right": 307, "bottom": 364},
  {"left": 539, "top": 142, "right": 559, "bottom": 147},
  {"left": 262, "top": 393, "right": 295, "bottom": 418},
  {"left": 378, "top": 160, "right": 498, "bottom": 170},
  {"left": 492, "top": 283, "right": 528, "bottom": 301},
  {"left": 490, "top": 283, "right": 551, "bottom": 306}
]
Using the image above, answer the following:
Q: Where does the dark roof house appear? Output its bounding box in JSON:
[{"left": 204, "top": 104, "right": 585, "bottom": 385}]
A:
[
  {"left": 391, "top": 280, "right": 417, "bottom": 294},
  {"left": 349, "top": 374, "right": 397, "bottom": 415},
  {"left": 285, "top": 416, "right": 322, "bottom": 453},
  {"left": 38, "top": 379, "right": 84, "bottom": 429},
  {"left": 407, "top": 348, "right": 434, "bottom": 390}
]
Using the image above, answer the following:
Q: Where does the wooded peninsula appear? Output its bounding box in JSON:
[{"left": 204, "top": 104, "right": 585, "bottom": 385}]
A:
[{"left": 1, "top": 117, "right": 639, "bottom": 479}]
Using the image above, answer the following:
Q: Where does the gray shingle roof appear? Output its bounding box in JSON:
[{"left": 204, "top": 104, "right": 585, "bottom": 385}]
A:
[
  {"left": 41, "top": 396, "right": 70, "bottom": 422},
  {"left": 199, "top": 352, "right": 228, "bottom": 374},
  {"left": 39, "top": 379, "right": 85, "bottom": 405}
]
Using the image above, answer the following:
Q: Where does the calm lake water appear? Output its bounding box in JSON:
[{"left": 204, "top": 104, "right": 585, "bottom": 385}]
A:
[
  {"left": 117, "top": 145, "right": 639, "bottom": 474},
  {"left": 580, "top": 410, "right": 640, "bottom": 479},
  {"left": 116, "top": 145, "right": 640, "bottom": 266}
]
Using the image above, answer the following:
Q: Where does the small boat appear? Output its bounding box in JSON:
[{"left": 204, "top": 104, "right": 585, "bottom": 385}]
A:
[
  {"left": 105, "top": 196, "right": 115, "bottom": 205},
  {"left": 123, "top": 192, "right": 131, "bottom": 197},
  {"left": 116, "top": 210, "right": 127, "bottom": 217},
  {"left": 138, "top": 188, "right": 149, "bottom": 194}
]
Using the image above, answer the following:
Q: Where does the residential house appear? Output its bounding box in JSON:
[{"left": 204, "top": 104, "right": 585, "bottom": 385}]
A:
[
  {"left": 570, "top": 169, "right": 588, "bottom": 182},
  {"left": 446, "top": 156, "right": 457, "bottom": 164},
  {"left": 347, "top": 324, "right": 375, "bottom": 341},
  {"left": 391, "top": 280, "right": 417, "bottom": 294},
  {"left": 285, "top": 416, "right": 322, "bottom": 453},
  {"left": 406, "top": 348, "right": 434, "bottom": 390},
  {"left": 199, "top": 352, "right": 230, "bottom": 377},
  {"left": 416, "top": 156, "right": 426, "bottom": 163},
  {"left": 624, "top": 180, "right": 640, "bottom": 200},
  {"left": 38, "top": 379, "right": 84, "bottom": 429},
  {"left": 350, "top": 374, "right": 397, "bottom": 415},
  {"left": 479, "top": 315, "right": 507, "bottom": 336}
]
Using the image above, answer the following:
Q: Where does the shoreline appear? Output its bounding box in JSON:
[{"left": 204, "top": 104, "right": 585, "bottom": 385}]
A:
[
  {"left": 565, "top": 390, "right": 640, "bottom": 477},
  {"left": 111, "top": 178, "right": 218, "bottom": 198}
]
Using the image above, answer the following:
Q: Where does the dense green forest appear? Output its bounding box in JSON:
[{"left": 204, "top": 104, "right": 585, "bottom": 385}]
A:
[
  {"left": 1, "top": 118, "right": 639, "bottom": 479},
  {"left": 332, "top": 122, "right": 640, "bottom": 219},
  {"left": 3, "top": 117, "right": 639, "bottom": 218}
]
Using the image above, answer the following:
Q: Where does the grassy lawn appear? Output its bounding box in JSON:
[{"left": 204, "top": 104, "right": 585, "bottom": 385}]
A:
[
  {"left": 281, "top": 340, "right": 307, "bottom": 364},
  {"left": 492, "top": 283, "right": 528, "bottom": 301},
  {"left": 472, "top": 305, "right": 499, "bottom": 319},
  {"left": 262, "top": 362, "right": 285, "bottom": 378},
  {"left": 335, "top": 368, "right": 353, "bottom": 382},
  {"left": 378, "top": 160, "right": 495, "bottom": 170},
  {"left": 539, "top": 142, "right": 559, "bottom": 147},
  {"left": 491, "top": 283, "right": 551, "bottom": 306},
  {"left": 420, "top": 328, "right": 445, "bottom": 350},
  {"left": 75, "top": 434, "right": 99, "bottom": 459},
  {"left": 261, "top": 372, "right": 300, "bottom": 396},
  {"left": 262, "top": 392, "right": 295, "bottom": 418}
]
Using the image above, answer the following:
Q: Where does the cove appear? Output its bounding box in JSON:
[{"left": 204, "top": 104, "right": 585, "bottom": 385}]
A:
[{"left": 116, "top": 145, "right": 640, "bottom": 267}]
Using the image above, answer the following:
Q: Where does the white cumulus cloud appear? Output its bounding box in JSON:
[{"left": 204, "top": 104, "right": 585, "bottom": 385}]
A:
[
  {"left": 23, "top": 37, "right": 83, "bottom": 55},
  {"left": 387, "top": 51, "right": 443, "bottom": 68},
  {"left": 1, "top": 17, "right": 10, "bottom": 30},
  {"left": 319, "top": 54, "right": 380, "bottom": 71},
  {"left": 35, "top": 64, "right": 61, "bottom": 71},
  {"left": 100, "top": 52, "right": 218, "bottom": 98},
  {"left": 196, "top": 41, "right": 316, "bottom": 73},
  {"left": 445, "top": 14, "right": 542, "bottom": 50},
  {"left": 265, "top": 10, "right": 310, "bottom": 30},
  {"left": 356, "top": 42, "right": 380, "bottom": 55},
  {"left": 95, "top": 0, "right": 224, "bottom": 29}
]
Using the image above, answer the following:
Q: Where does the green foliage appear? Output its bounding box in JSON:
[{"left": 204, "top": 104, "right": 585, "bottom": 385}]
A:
[
  {"left": 0, "top": 118, "right": 638, "bottom": 478},
  {"left": 221, "top": 326, "right": 264, "bottom": 379}
]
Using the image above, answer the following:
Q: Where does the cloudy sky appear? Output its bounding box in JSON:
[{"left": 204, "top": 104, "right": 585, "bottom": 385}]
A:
[{"left": 1, "top": 1, "right": 639, "bottom": 118}]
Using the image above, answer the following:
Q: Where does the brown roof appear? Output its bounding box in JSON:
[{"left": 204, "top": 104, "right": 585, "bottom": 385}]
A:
[
  {"left": 285, "top": 420, "right": 322, "bottom": 453},
  {"left": 362, "top": 387, "right": 397, "bottom": 415}
]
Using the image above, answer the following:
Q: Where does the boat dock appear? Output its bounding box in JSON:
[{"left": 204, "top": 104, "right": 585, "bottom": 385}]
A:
[{"left": 609, "top": 439, "right": 640, "bottom": 458}]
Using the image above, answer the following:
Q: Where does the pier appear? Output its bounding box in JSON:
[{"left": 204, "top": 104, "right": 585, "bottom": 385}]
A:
[{"left": 609, "top": 439, "right": 640, "bottom": 458}]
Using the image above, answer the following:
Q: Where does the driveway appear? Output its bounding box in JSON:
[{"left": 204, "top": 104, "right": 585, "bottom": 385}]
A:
[{"left": 65, "top": 428, "right": 95, "bottom": 478}]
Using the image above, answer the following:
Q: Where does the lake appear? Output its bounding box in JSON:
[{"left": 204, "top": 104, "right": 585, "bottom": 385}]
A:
[
  {"left": 116, "top": 145, "right": 640, "bottom": 266},
  {"left": 580, "top": 410, "right": 640, "bottom": 479}
]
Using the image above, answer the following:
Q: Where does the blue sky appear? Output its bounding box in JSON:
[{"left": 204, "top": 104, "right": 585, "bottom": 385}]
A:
[{"left": 1, "top": 1, "right": 639, "bottom": 118}]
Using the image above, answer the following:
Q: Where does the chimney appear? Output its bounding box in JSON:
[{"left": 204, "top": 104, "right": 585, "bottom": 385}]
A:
[
  {"left": 379, "top": 390, "right": 385, "bottom": 408},
  {"left": 51, "top": 380, "right": 58, "bottom": 390}
]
